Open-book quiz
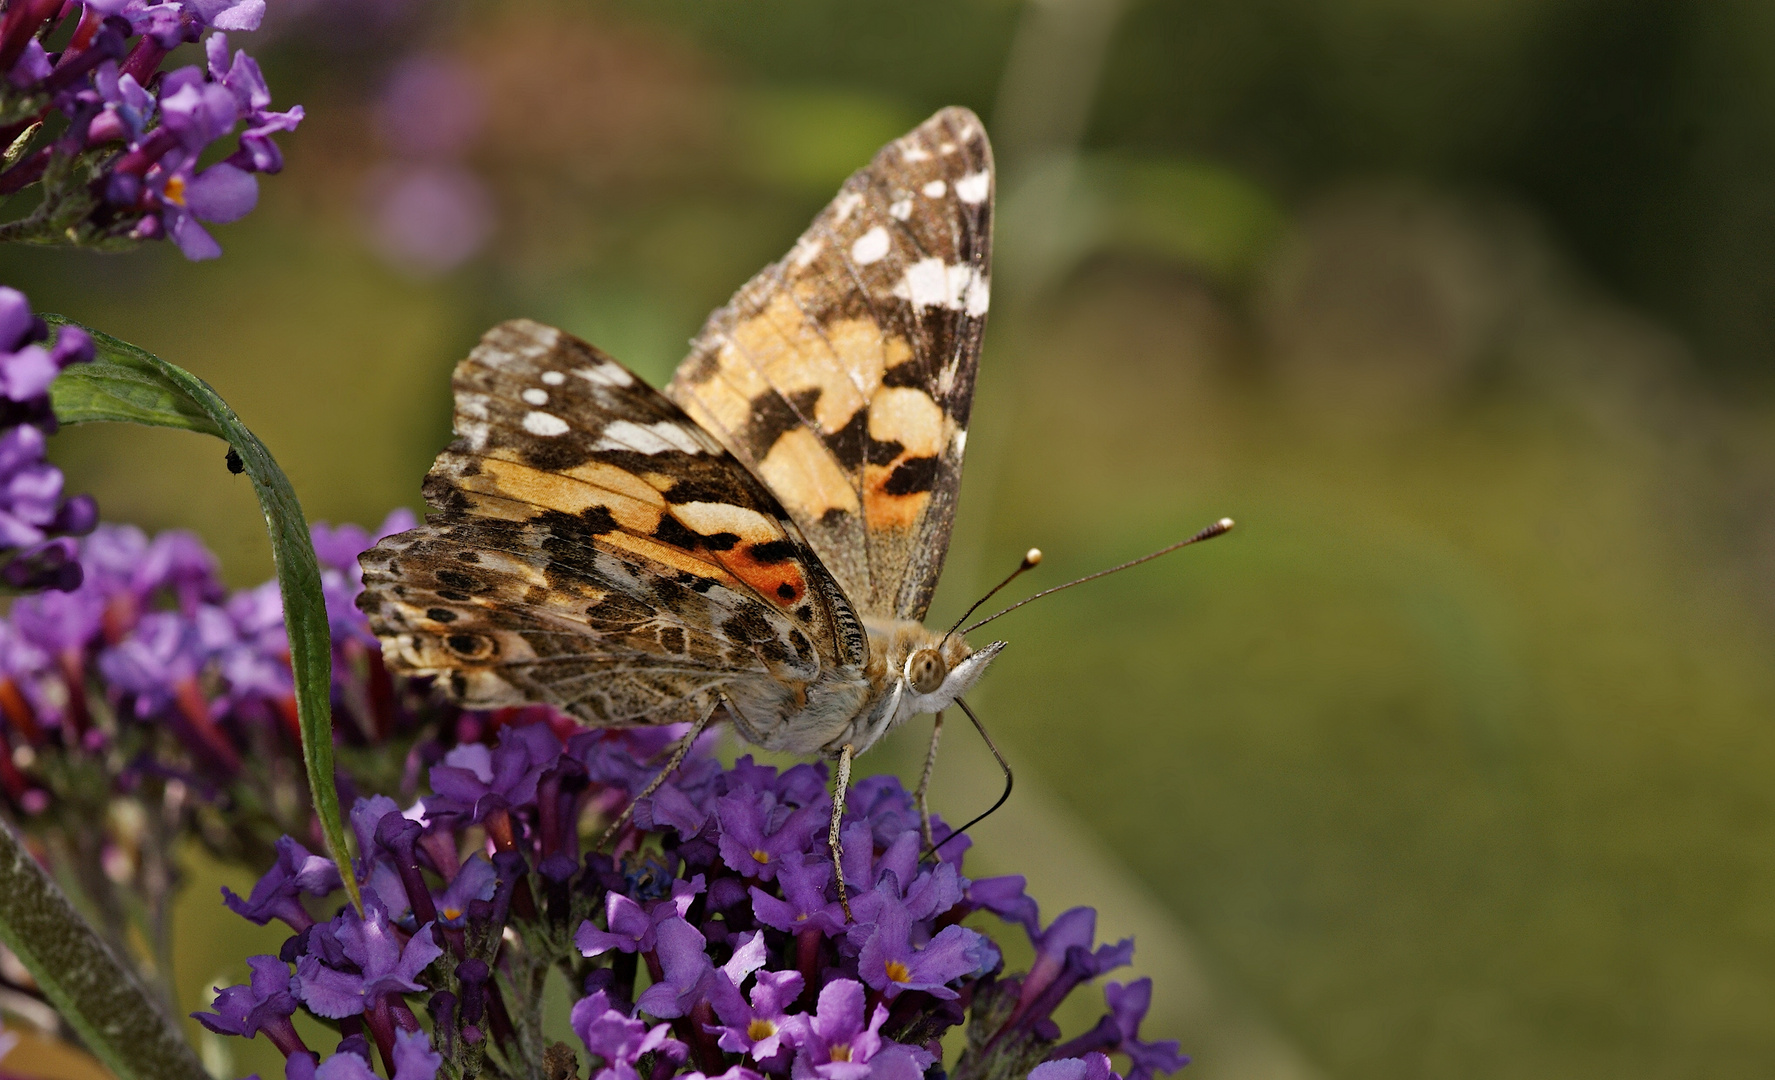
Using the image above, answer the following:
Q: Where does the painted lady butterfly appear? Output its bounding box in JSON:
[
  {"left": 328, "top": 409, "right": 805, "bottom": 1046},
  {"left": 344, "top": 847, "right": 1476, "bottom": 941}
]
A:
[{"left": 358, "top": 108, "right": 999, "bottom": 902}]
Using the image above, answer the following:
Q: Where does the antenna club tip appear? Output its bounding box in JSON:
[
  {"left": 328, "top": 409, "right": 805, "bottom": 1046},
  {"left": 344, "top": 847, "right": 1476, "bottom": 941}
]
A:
[
  {"left": 1022, "top": 548, "right": 1043, "bottom": 568},
  {"left": 1217, "top": 517, "right": 1235, "bottom": 531}
]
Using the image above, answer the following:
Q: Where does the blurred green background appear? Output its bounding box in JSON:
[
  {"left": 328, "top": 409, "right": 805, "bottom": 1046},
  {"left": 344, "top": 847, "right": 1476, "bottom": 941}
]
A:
[{"left": 9, "top": 0, "right": 1775, "bottom": 1076}]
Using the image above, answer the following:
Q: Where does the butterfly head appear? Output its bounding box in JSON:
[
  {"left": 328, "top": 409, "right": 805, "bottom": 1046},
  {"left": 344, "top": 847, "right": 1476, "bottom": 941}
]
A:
[{"left": 899, "top": 635, "right": 1005, "bottom": 717}]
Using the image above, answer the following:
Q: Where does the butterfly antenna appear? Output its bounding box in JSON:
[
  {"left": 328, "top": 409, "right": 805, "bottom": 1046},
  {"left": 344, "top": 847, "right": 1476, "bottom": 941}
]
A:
[
  {"left": 964, "top": 517, "right": 1235, "bottom": 636},
  {"left": 940, "top": 548, "right": 1044, "bottom": 650},
  {"left": 925, "top": 696, "right": 1012, "bottom": 861}
]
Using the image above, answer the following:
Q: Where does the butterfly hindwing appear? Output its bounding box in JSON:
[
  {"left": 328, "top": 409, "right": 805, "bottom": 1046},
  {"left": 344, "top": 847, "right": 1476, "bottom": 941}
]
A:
[
  {"left": 358, "top": 319, "right": 867, "bottom": 727},
  {"left": 666, "top": 106, "right": 993, "bottom": 622}
]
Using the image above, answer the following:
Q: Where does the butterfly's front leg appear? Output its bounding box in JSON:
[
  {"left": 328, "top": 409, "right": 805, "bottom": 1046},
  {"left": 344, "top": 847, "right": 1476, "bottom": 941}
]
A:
[
  {"left": 916, "top": 711, "right": 944, "bottom": 851},
  {"left": 595, "top": 698, "right": 721, "bottom": 852},
  {"left": 829, "top": 743, "right": 855, "bottom": 922}
]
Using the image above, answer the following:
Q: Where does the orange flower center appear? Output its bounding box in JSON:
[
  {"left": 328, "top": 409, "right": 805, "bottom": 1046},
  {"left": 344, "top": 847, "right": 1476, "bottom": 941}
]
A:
[
  {"left": 830, "top": 1044, "right": 852, "bottom": 1063},
  {"left": 885, "top": 960, "right": 912, "bottom": 983},
  {"left": 164, "top": 174, "right": 187, "bottom": 206},
  {"left": 747, "top": 1019, "right": 776, "bottom": 1041},
  {"left": 751, "top": 849, "right": 771, "bottom": 864}
]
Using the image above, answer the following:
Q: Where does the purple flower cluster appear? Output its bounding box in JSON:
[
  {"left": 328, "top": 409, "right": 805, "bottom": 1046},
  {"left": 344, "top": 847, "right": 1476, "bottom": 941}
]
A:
[
  {"left": 197, "top": 723, "right": 1188, "bottom": 1080},
  {"left": 0, "top": 509, "right": 412, "bottom": 824},
  {"left": 0, "top": 287, "right": 96, "bottom": 596},
  {"left": 0, "top": 0, "right": 301, "bottom": 257}
]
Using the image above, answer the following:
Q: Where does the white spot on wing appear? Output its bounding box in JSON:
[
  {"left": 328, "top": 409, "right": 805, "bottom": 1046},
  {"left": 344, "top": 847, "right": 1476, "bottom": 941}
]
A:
[
  {"left": 541, "top": 371, "right": 565, "bottom": 385},
  {"left": 574, "top": 364, "right": 633, "bottom": 388},
  {"left": 594, "top": 419, "right": 706, "bottom": 455},
  {"left": 523, "top": 411, "right": 570, "bottom": 437},
  {"left": 833, "top": 192, "right": 864, "bottom": 223},
  {"left": 851, "top": 226, "right": 891, "bottom": 266},
  {"left": 901, "top": 145, "right": 931, "bottom": 163},
  {"left": 889, "top": 199, "right": 913, "bottom": 221},
  {"left": 955, "top": 171, "right": 990, "bottom": 204},
  {"left": 922, "top": 180, "right": 946, "bottom": 198},
  {"left": 953, "top": 428, "right": 968, "bottom": 456},
  {"left": 521, "top": 388, "right": 548, "bottom": 406},
  {"left": 939, "top": 142, "right": 956, "bottom": 155},
  {"left": 893, "top": 259, "right": 991, "bottom": 315},
  {"left": 937, "top": 363, "right": 957, "bottom": 395},
  {"left": 966, "top": 274, "right": 990, "bottom": 316},
  {"left": 791, "top": 236, "right": 824, "bottom": 268}
]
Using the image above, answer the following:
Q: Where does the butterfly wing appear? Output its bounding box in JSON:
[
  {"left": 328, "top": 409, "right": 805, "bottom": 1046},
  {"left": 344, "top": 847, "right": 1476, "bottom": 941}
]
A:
[
  {"left": 666, "top": 106, "right": 993, "bottom": 622},
  {"left": 358, "top": 319, "right": 868, "bottom": 729}
]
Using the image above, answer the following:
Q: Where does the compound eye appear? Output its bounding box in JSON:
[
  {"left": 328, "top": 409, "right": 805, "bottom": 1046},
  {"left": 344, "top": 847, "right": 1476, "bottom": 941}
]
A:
[{"left": 908, "top": 648, "right": 947, "bottom": 695}]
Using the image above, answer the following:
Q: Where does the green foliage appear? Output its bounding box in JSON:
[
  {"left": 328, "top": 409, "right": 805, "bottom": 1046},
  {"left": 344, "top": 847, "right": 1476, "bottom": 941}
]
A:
[{"left": 46, "top": 318, "right": 358, "bottom": 913}]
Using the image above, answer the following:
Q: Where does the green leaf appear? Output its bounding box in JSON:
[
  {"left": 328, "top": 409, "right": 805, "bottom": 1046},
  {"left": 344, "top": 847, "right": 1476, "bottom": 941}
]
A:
[
  {"left": 0, "top": 822, "right": 209, "bottom": 1080},
  {"left": 43, "top": 317, "right": 362, "bottom": 913}
]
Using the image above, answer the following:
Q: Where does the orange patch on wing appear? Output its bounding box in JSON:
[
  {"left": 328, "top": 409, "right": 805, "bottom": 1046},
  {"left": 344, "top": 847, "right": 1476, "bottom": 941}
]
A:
[
  {"left": 719, "top": 545, "right": 810, "bottom": 608},
  {"left": 862, "top": 467, "right": 931, "bottom": 531},
  {"left": 668, "top": 499, "right": 814, "bottom": 606},
  {"left": 469, "top": 458, "right": 664, "bottom": 533}
]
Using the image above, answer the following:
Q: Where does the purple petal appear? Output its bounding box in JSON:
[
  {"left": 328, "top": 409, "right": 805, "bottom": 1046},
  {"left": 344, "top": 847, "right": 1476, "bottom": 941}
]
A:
[
  {"left": 186, "top": 162, "right": 258, "bottom": 223},
  {"left": 390, "top": 1030, "right": 441, "bottom": 1080},
  {"left": 0, "top": 345, "right": 60, "bottom": 401},
  {"left": 0, "top": 289, "right": 32, "bottom": 350},
  {"left": 167, "top": 210, "right": 223, "bottom": 260},
  {"left": 312, "top": 1052, "right": 377, "bottom": 1080},
  {"left": 187, "top": 0, "right": 265, "bottom": 31}
]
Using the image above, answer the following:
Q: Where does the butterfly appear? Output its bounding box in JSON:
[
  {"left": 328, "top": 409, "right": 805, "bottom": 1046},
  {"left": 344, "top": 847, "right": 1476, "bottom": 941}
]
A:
[{"left": 357, "top": 107, "right": 1000, "bottom": 906}]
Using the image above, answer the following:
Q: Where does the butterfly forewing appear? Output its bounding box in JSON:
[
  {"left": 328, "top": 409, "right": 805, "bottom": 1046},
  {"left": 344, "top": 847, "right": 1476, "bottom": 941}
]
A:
[
  {"left": 666, "top": 106, "right": 993, "bottom": 623},
  {"left": 358, "top": 319, "right": 866, "bottom": 727}
]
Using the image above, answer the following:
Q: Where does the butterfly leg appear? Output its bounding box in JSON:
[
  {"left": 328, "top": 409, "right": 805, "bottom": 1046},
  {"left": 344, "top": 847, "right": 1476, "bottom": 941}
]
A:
[
  {"left": 828, "top": 742, "right": 855, "bottom": 922},
  {"left": 915, "top": 711, "right": 944, "bottom": 851},
  {"left": 596, "top": 698, "right": 720, "bottom": 852}
]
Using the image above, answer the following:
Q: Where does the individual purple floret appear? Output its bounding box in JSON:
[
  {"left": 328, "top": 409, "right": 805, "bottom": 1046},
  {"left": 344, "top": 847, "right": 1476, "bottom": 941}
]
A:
[
  {"left": 222, "top": 835, "right": 344, "bottom": 931},
  {"left": 1052, "top": 979, "right": 1189, "bottom": 1080},
  {"left": 428, "top": 720, "right": 563, "bottom": 844},
  {"left": 193, "top": 954, "right": 307, "bottom": 1057},
  {"left": 749, "top": 853, "right": 847, "bottom": 936},
  {"left": 293, "top": 893, "right": 441, "bottom": 1020},
  {"left": 1014, "top": 907, "right": 1136, "bottom": 1032},
  {"left": 707, "top": 962, "right": 803, "bottom": 1064},
  {"left": 572, "top": 989, "right": 686, "bottom": 1080},
  {"left": 782, "top": 979, "right": 913, "bottom": 1080},
  {"left": 856, "top": 885, "right": 995, "bottom": 1000},
  {"left": 715, "top": 787, "right": 826, "bottom": 882},
  {"left": 576, "top": 879, "right": 696, "bottom": 958}
]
